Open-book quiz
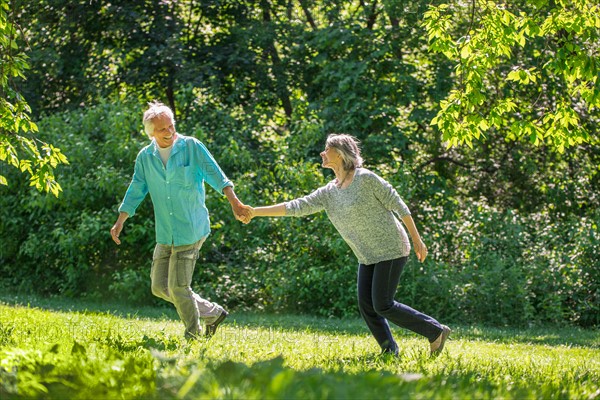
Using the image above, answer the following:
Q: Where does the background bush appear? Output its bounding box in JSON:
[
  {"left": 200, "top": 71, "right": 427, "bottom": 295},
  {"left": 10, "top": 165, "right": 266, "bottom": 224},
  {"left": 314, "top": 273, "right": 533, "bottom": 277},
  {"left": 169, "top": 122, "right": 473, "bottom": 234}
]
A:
[
  {"left": 2, "top": 0, "right": 598, "bottom": 329},
  {"left": 1, "top": 100, "right": 597, "bottom": 328}
]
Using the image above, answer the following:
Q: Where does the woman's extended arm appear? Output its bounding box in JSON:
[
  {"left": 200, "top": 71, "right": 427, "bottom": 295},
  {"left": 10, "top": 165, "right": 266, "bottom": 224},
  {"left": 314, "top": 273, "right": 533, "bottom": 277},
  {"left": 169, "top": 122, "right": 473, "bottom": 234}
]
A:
[
  {"left": 240, "top": 203, "right": 286, "bottom": 223},
  {"left": 242, "top": 186, "right": 328, "bottom": 224},
  {"left": 252, "top": 204, "right": 287, "bottom": 217},
  {"left": 401, "top": 214, "right": 428, "bottom": 262}
]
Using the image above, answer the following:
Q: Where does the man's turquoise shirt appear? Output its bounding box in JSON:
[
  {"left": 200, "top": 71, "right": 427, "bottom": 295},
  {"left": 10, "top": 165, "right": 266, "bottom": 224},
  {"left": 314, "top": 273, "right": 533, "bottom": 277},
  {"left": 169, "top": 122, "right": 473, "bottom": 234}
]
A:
[{"left": 119, "top": 135, "right": 233, "bottom": 246}]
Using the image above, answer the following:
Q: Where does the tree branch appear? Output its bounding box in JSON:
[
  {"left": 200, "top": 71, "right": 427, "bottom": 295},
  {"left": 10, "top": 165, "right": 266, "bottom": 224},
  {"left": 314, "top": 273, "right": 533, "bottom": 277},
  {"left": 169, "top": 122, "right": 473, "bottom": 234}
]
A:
[
  {"left": 261, "top": 0, "right": 293, "bottom": 121},
  {"left": 298, "top": 0, "right": 316, "bottom": 29}
]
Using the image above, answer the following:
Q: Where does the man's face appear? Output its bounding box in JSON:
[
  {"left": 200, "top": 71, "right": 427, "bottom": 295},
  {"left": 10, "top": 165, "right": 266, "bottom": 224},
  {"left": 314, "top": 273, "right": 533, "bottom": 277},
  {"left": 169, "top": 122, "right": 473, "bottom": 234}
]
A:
[{"left": 152, "top": 114, "right": 176, "bottom": 148}]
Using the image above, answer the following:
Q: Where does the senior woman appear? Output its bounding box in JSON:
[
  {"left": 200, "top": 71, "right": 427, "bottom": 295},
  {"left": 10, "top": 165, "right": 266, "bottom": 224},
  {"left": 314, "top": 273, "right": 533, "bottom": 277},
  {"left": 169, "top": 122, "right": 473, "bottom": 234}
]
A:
[{"left": 242, "top": 134, "right": 450, "bottom": 357}]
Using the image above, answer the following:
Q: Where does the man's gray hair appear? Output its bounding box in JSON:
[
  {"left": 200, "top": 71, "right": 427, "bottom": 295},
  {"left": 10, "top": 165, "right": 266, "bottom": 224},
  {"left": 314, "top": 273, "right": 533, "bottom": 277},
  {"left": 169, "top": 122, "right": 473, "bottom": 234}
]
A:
[
  {"left": 143, "top": 101, "right": 175, "bottom": 138},
  {"left": 326, "top": 133, "right": 363, "bottom": 170}
]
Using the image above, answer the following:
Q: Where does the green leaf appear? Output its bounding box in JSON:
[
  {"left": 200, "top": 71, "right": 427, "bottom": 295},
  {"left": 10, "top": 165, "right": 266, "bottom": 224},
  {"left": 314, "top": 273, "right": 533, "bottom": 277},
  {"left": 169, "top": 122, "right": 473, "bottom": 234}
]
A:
[
  {"left": 460, "top": 44, "right": 471, "bottom": 59},
  {"left": 478, "top": 119, "right": 490, "bottom": 131},
  {"left": 507, "top": 70, "right": 521, "bottom": 81}
]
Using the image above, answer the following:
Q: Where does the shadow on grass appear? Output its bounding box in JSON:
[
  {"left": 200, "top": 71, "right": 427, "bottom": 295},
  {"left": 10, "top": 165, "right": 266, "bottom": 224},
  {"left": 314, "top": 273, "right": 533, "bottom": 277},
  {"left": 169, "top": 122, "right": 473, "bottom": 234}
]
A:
[
  {"left": 0, "top": 291, "right": 179, "bottom": 321},
  {"left": 170, "top": 355, "right": 439, "bottom": 399},
  {"left": 1, "top": 291, "right": 598, "bottom": 349},
  {"left": 453, "top": 325, "right": 600, "bottom": 349},
  {"left": 155, "top": 354, "right": 572, "bottom": 400}
]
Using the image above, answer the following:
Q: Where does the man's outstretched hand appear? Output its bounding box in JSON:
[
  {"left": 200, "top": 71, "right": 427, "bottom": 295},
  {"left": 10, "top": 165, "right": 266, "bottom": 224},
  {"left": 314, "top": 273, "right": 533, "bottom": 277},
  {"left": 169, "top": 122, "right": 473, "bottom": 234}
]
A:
[
  {"left": 110, "top": 221, "right": 124, "bottom": 245},
  {"left": 110, "top": 212, "right": 129, "bottom": 245}
]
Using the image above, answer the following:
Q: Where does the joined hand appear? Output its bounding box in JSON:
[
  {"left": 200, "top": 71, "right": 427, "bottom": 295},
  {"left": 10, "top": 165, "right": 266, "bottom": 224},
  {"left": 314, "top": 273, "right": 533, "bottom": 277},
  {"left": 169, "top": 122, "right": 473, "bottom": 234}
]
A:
[{"left": 237, "top": 204, "right": 254, "bottom": 224}]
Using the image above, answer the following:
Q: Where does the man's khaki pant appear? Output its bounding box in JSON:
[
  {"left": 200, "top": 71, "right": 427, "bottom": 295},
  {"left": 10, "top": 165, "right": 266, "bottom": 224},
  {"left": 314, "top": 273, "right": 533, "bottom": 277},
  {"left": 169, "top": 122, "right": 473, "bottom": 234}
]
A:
[{"left": 150, "top": 237, "right": 223, "bottom": 339}]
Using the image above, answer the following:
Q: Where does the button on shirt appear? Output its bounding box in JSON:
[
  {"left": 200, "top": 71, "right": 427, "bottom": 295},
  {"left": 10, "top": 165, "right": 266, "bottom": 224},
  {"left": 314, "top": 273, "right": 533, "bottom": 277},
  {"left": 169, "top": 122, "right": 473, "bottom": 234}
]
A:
[{"left": 119, "top": 135, "right": 233, "bottom": 246}]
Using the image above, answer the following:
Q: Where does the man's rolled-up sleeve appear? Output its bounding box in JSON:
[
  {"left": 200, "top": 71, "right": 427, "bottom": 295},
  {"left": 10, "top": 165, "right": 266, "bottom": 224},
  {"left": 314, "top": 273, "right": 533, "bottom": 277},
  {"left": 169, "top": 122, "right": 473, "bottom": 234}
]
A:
[{"left": 119, "top": 156, "right": 149, "bottom": 217}]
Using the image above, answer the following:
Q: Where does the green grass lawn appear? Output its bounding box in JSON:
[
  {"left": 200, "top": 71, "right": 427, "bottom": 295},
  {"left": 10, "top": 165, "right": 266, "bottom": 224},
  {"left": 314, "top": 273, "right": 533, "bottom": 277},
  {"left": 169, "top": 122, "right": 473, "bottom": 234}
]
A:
[{"left": 1, "top": 294, "right": 598, "bottom": 399}]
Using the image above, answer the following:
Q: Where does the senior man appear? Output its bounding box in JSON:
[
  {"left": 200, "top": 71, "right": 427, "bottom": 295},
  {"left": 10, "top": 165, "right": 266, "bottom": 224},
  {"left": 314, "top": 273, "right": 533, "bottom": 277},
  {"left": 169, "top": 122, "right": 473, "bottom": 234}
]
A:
[{"left": 110, "top": 101, "right": 247, "bottom": 339}]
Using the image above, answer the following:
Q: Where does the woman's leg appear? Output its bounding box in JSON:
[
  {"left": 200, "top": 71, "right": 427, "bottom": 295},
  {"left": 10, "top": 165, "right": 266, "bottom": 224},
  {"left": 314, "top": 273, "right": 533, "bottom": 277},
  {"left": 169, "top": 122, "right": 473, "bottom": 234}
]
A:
[
  {"left": 371, "top": 257, "right": 443, "bottom": 342},
  {"left": 357, "top": 263, "right": 398, "bottom": 354}
]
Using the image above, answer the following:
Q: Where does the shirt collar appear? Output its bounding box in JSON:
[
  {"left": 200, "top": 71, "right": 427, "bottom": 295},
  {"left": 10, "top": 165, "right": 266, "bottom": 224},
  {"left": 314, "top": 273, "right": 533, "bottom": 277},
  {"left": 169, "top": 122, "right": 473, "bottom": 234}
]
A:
[{"left": 151, "top": 134, "right": 184, "bottom": 156}]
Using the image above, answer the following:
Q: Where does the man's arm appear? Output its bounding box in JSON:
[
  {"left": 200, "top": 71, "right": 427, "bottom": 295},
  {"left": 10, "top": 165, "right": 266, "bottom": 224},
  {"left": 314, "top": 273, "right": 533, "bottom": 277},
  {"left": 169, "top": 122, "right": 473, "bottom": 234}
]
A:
[
  {"left": 223, "top": 186, "right": 249, "bottom": 221},
  {"left": 110, "top": 212, "right": 129, "bottom": 245}
]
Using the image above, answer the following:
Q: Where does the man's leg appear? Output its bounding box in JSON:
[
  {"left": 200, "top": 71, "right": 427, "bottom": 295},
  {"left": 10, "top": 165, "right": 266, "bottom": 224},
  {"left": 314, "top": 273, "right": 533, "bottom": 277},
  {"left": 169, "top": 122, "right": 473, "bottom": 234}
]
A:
[
  {"left": 150, "top": 243, "right": 173, "bottom": 303},
  {"left": 168, "top": 238, "right": 225, "bottom": 339}
]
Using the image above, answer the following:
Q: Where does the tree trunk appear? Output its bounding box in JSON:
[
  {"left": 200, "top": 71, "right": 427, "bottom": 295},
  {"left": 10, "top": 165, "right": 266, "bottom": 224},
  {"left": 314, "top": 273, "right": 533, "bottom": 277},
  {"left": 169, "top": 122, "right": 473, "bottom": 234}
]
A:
[{"left": 261, "top": 0, "right": 293, "bottom": 122}]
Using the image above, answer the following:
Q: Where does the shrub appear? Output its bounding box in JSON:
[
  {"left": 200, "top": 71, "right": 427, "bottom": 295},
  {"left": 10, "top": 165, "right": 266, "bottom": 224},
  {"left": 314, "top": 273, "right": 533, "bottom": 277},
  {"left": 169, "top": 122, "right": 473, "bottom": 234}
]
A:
[{"left": 1, "top": 99, "right": 597, "bottom": 328}]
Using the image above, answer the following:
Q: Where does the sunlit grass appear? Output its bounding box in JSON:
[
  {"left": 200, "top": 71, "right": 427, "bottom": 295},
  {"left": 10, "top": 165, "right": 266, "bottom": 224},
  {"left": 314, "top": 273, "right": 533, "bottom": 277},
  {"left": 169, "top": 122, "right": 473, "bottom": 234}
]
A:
[{"left": 1, "top": 294, "right": 598, "bottom": 399}]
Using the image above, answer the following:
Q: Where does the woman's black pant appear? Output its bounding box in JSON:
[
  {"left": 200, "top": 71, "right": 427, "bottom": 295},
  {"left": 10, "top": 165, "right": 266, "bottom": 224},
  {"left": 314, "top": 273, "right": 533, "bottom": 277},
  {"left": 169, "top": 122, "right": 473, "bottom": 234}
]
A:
[{"left": 357, "top": 257, "right": 443, "bottom": 353}]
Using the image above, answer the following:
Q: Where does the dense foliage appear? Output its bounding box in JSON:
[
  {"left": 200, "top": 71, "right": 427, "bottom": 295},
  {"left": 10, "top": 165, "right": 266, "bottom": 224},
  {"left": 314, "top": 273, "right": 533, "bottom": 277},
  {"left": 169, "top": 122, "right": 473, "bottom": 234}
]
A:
[
  {"left": 425, "top": 0, "right": 600, "bottom": 151},
  {"left": 0, "top": 0, "right": 598, "bottom": 327},
  {"left": 0, "top": 0, "right": 67, "bottom": 195},
  {"left": 1, "top": 99, "right": 597, "bottom": 327}
]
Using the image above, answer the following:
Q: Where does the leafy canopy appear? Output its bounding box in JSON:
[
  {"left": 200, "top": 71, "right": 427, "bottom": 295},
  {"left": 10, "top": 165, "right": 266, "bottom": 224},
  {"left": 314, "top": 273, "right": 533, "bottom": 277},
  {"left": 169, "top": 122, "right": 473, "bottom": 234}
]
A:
[
  {"left": 0, "top": 0, "right": 67, "bottom": 196},
  {"left": 423, "top": 0, "right": 600, "bottom": 152}
]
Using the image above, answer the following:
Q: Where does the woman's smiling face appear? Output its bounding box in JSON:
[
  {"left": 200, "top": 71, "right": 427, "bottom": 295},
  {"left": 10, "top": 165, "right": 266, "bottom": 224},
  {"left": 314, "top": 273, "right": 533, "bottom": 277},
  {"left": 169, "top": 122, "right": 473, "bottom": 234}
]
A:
[{"left": 320, "top": 146, "right": 341, "bottom": 169}]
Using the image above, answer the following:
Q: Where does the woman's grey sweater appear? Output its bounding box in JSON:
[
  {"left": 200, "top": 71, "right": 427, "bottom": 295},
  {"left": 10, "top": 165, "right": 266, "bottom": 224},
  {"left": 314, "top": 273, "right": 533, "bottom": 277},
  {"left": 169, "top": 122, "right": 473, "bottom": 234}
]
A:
[{"left": 285, "top": 168, "right": 412, "bottom": 265}]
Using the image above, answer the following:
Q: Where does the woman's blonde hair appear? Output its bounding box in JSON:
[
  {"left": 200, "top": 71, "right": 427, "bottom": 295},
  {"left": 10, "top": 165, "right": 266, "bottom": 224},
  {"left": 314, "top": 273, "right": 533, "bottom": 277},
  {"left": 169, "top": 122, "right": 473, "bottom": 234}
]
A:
[{"left": 326, "top": 134, "right": 363, "bottom": 170}]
